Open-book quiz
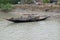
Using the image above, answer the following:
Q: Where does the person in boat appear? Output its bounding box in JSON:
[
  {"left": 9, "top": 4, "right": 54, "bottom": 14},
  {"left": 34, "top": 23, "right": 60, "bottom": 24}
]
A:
[{"left": 27, "top": 14, "right": 40, "bottom": 21}]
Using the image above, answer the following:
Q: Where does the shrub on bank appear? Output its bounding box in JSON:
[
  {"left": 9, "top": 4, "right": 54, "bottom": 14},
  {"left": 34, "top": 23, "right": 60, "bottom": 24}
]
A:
[
  {"left": 43, "top": 0, "right": 50, "bottom": 3},
  {"left": 0, "top": 0, "right": 20, "bottom": 4},
  {"left": 26, "top": 0, "right": 33, "bottom": 4},
  {"left": 0, "top": 3, "right": 13, "bottom": 12}
]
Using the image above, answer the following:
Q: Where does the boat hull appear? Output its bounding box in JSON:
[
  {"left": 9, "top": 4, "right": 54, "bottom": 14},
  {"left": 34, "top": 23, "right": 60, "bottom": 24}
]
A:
[{"left": 6, "top": 16, "right": 49, "bottom": 23}]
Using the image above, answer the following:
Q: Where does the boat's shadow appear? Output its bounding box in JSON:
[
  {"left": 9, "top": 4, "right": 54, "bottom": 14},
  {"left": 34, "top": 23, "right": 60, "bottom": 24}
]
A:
[{"left": 6, "top": 21, "right": 39, "bottom": 27}]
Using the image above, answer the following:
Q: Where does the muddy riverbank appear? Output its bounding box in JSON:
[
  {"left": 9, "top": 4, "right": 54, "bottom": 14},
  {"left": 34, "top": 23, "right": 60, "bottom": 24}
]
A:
[{"left": 13, "top": 4, "right": 60, "bottom": 12}]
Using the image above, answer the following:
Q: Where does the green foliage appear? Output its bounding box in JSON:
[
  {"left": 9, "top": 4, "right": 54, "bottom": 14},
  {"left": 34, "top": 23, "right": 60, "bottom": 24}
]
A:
[
  {"left": 0, "top": 0, "right": 21, "bottom": 4},
  {"left": 26, "top": 0, "right": 33, "bottom": 4},
  {"left": 0, "top": 0, "right": 10, "bottom": 4},
  {"left": 10, "top": 0, "right": 21, "bottom": 4},
  {"left": 43, "top": 0, "right": 50, "bottom": 3},
  {"left": 0, "top": 3, "right": 13, "bottom": 12}
]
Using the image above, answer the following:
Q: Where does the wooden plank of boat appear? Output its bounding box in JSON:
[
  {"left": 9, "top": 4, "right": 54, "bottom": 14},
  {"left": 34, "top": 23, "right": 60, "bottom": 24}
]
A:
[{"left": 5, "top": 16, "right": 50, "bottom": 23}]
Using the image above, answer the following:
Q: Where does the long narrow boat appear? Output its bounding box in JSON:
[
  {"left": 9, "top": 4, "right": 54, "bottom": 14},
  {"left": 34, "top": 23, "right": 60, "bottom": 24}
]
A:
[{"left": 5, "top": 16, "right": 50, "bottom": 23}]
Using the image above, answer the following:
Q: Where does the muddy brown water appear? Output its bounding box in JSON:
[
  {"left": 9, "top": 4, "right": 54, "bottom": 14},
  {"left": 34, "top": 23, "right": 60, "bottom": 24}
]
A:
[{"left": 0, "top": 10, "right": 60, "bottom": 40}]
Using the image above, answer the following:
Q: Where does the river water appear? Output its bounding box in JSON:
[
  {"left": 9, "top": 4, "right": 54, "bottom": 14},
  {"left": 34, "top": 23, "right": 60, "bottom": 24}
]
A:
[{"left": 0, "top": 10, "right": 60, "bottom": 40}]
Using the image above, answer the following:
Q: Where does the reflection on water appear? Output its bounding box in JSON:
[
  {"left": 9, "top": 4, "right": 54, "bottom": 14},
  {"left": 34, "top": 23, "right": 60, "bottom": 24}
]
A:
[{"left": 0, "top": 12, "right": 60, "bottom": 40}]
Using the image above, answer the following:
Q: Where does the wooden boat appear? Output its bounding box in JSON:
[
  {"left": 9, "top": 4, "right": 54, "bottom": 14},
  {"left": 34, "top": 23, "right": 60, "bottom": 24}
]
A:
[{"left": 5, "top": 16, "right": 50, "bottom": 23}]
